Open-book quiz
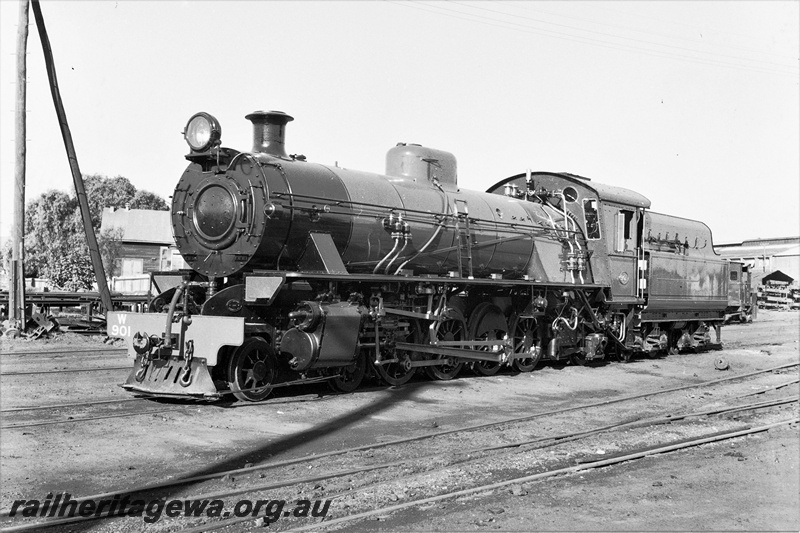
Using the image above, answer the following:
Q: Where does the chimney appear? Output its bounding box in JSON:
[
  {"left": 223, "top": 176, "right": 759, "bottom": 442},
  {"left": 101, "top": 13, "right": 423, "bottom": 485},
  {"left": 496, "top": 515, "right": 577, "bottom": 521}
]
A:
[{"left": 245, "top": 110, "right": 294, "bottom": 157}]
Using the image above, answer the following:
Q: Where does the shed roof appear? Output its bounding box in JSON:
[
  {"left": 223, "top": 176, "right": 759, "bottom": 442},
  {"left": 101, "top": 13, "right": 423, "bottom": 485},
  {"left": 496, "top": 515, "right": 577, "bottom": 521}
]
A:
[
  {"left": 100, "top": 207, "right": 173, "bottom": 244},
  {"left": 762, "top": 270, "right": 794, "bottom": 284},
  {"left": 775, "top": 245, "right": 800, "bottom": 257},
  {"left": 715, "top": 242, "right": 799, "bottom": 259}
]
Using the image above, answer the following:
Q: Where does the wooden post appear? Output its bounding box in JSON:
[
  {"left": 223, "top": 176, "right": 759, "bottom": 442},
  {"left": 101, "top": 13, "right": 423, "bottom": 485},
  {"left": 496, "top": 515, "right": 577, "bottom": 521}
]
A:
[
  {"left": 10, "top": 0, "right": 30, "bottom": 328},
  {"left": 30, "top": 0, "right": 114, "bottom": 314}
]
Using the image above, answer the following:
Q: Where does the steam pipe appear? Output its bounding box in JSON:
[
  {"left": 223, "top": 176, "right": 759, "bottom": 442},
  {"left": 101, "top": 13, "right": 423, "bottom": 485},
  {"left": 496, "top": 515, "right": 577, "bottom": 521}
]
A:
[
  {"left": 393, "top": 187, "right": 451, "bottom": 274},
  {"left": 164, "top": 281, "right": 188, "bottom": 349},
  {"left": 385, "top": 232, "right": 410, "bottom": 274},
  {"left": 565, "top": 215, "right": 585, "bottom": 284},
  {"left": 374, "top": 234, "right": 401, "bottom": 274},
  {"left": 552, "top": 308, "right": 578, "bottom": 332},
  {"left": 394, "top": 221, "right": 444, "bottom": 274}
]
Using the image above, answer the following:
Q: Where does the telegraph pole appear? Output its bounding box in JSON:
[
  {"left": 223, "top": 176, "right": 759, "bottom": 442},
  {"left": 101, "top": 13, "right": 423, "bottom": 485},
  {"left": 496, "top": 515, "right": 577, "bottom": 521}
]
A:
[{"left": 10, "top": 0, "right": 30, "bottom": 328}]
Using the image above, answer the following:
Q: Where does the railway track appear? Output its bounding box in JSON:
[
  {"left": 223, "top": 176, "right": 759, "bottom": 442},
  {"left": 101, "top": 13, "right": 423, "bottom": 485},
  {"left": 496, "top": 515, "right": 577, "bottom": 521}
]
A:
[
  {"left": 0, "top": 347, "right": 128, "bottom": 374},
  {"left": 2, "top": 359, "right": 795, "bottom": 428},
  {"left": 1, "top": 406, "right": 191, "bottom": 430},
  {"left": 2, "top": 362, "right": 796, "bottom": 531},
  {"left": 285, "top": 418, "right": 798, "bottom": 533},
  {"left": 174, "top": 411, "right": 797, "bottom": 533},
  {"left": 0, "top": 385, "right": 343, "bottom": 429},
  {"left": 0, "top": 383, "right": 343, "bottom": 429},
  {"left": 0, "top": 366, "right": 130, "bottom": 376},
  {"left": 0, "top": 348, "right": 132, "bottom": 378},
  {"left": 0, "top": 347, "right": 126, "bottom": 358},
  {"left": 5, "top": 395, "right": 796, "bottom": 532}
]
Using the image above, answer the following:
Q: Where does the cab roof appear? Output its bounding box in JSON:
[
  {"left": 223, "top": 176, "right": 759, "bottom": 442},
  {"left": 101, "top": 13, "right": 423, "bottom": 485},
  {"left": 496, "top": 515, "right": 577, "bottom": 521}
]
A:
[{"left": 487, "top": 172, "right": 651, "bottom": 209}]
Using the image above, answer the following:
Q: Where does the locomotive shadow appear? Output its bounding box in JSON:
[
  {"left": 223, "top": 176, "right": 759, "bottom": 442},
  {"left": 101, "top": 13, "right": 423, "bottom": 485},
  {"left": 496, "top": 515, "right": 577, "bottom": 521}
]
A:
[
  {"left": 62, "top": 379, "right": 456, "bottom": 531},
  {"left": 197, "top": 380, "right": 440, "bottom": 466}
]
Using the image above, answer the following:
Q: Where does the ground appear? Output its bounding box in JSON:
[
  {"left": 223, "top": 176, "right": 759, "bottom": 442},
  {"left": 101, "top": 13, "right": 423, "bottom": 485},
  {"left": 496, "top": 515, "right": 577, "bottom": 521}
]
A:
[{"left": 0, "top": 310, "right": 798, "bottom": 532}]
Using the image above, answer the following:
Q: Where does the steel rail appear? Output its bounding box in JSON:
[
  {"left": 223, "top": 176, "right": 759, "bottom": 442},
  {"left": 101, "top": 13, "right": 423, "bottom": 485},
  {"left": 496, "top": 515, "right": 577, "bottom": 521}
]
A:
[
  {"left": 286, "top": 418, "right": 799, "bottom": 532},
  {"left": 0, "top": 407, "right": 188, "bottom": 430},
  {"left": 735, "top": 377, "right": 799, "bottom": 398},
  {"left": 0, "top": 389, "right": 330, "bottom": 415},
  {"left": 0, "top": 347, "right": 126, "bottom": 357},
  {"left": 0, "top": 397, "right": 146, "bottom": 414},
  {"left": 0, "top": 385, "right": 338, "bottom": 419},
  {"left": 690, "top": 378, "right": 800, "bottom": 407},
  {"left": 0, "top": 366, "right": 130, "bottom": 376},
  {"left": 1, "top": 362, "right": 795, "bottom": 528},
  {"left": 2, "top": 388, "right": 334, "bottom": 416},
  {"left": 696, "top": 395, "right": 798, "bottom": 417}
]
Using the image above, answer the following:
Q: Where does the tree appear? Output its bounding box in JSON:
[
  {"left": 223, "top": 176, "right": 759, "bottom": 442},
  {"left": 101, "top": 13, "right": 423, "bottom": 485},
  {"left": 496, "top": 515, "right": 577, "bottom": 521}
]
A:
[
  {"left": 130, "top": 190, "right": 168, "bottom": 211},
  {"left": 46, "top": 234, "right": 95, "bottom": 291},
  {"left": 1, "top": 174, "right": 168, "bottom": 290},
  {"left": 82, "top": 174, "right": 167, "bottom": 229},
  {"left": 98, "top": 227, "right": 124, "bottom": 279},
  {"left": 23, "top": 189, "right": 80, "bottom": 280},
  {"left": 1, "top": 239, "right": 11, "bottom": 286}
]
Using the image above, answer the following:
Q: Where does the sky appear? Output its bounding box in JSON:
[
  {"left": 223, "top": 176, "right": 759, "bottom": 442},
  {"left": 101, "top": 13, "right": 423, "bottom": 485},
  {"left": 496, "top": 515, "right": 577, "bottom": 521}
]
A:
[{"left": 0, "top": 0, "right": 798, "bottom": 246}]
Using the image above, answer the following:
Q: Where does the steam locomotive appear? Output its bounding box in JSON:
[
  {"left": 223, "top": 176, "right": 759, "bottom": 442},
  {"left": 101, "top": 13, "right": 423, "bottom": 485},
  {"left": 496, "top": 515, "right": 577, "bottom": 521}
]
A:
[{"left": 107, "top": 110, "right": 747, "bottom": 401}]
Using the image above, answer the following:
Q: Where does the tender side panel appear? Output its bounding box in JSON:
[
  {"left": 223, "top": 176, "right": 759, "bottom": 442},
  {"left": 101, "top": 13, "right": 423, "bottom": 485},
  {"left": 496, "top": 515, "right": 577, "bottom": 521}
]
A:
[
  {"left": 645, "top": 251, "right": 728, "bottom": 312},
  {"left": 644, "top": 211, "right": 718, "bottom": 258}
]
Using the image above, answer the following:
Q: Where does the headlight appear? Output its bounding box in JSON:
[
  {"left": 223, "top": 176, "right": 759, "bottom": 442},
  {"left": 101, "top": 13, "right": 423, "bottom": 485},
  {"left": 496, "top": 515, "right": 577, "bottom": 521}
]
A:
[{"left": 184, "top": 112, "right": 221, "bottom": 152}]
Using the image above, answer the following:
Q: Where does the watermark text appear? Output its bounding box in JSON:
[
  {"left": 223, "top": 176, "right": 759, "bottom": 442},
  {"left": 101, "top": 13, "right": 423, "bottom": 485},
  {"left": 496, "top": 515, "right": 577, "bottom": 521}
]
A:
[{"left": 8, "top": 493, "right": 331, "bottom": 524}]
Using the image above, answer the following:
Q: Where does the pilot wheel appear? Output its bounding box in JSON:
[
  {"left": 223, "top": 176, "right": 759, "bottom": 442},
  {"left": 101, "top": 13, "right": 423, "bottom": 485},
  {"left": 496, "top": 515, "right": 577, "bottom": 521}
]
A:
[{"left": 227, "top": 337, "right": 276, "bottom": 402}]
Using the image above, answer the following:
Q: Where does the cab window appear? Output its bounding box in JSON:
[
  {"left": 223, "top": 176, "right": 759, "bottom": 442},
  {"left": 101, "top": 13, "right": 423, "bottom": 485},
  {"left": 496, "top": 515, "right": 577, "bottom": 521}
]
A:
[
  {"left": 583, "top": 199, "right": 601, "bottom": 240},
  {"left": 614, "top": 209, "right": 638, "bottom": 252}
]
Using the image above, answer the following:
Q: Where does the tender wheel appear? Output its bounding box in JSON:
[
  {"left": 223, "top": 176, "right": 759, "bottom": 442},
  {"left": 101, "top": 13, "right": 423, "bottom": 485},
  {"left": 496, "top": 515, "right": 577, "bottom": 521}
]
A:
[
  {"left": 227, "top": 337, "right": 277, "bottom": 402},
  {"left": 425, "top": 314, "right": 466, "bottom": 381},
  {"left": 468, "top": 303, "right": 507, "bottom": 376},
  {"left": 329, "top": 351, "right": 367, "bottom": 393},
  {"left": 510, "top": 314, "right": 541, "bottom": 372},
  {"left": 641, "top": 324, "right": 668, "bottom": 358},
  {"left": 374, "top": 319, "right": 420, "bottom": 386}
]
